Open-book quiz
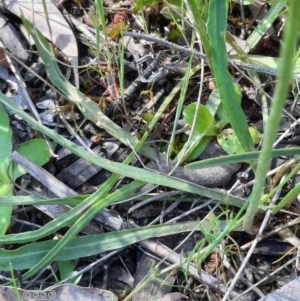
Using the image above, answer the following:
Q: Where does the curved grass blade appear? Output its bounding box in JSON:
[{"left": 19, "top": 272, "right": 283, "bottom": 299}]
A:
[
  {"left": 185, "top": 148, "right": 300, "bottom": 170},
  {"left": 207, "top": 0, "right": 253, "bottom": 154},
  {"left": 186, "top": 0, "right": 212, "bottom": 66},
  {"left": 0, "top": 94, "right": 245, "bottom": 212},
  {"left": 0, "top": 194, "right": 88, "bottom": 206},
  {"left": 6, "top": 180, "right": 143, "bottom": 283},
  {"left": 247, "top": 3, "right": 286, "bottom": 49},
  {"left": 0, "top": 220, "right": 242, "bottom": 271},
  {"left": 272, "top": 182, "right": 300, "bottom": 215},
  {"left": 0, "top": 176, "right": 143, "bottom": 245}
]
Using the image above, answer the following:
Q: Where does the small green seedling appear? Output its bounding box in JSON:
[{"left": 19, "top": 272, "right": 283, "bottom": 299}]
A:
[
  {"left": 183, "top": 101, "right": 261, "bottom": 156},
  {"left": 183, "top": 103, "right": 217, "bottom": 136}
]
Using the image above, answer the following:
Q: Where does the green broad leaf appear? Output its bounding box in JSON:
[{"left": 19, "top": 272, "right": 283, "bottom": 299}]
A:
[
  {"left": 177, "top": 88, "right": 223, "bottom": 162},
  {"left": 217, "top": 128, "right": 244, "bottom": 155},
  {"left": 217, "top": 127, "right": 261, "bottom": 155},
  {"left": 13, "top": 139, "right": 52, "bottom": 179},
  {"left": 183, "top": 103, "right": 216, "bottom": 136}
]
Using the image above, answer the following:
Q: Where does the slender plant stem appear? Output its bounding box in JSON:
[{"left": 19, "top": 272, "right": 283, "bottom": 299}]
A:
[{"left": 243, "top": 0, "right": 300, "bottom": 231}]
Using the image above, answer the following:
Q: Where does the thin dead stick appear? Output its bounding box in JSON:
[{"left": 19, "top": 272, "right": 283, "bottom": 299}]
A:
[
  {"left": 222, "top": 175, "right": 286, "bottom": 301},
  {"left": 47, "top": 248, "right": 124, "bottom": 287},
  {"left": 122, "top": 31, "right": 300, "bottom": 80},
  {"left": 240, "top": 217, "right": 300, "bottom": 250}
]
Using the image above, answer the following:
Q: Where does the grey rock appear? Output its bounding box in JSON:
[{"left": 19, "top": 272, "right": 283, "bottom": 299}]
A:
[{"left": 258, "top": 276, "right": 300, "bottom": 301}]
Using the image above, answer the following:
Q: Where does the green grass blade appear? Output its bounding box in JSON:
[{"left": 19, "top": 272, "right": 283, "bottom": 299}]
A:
[
  {"left": 0, "top": 94, "right": 245, "bottom": 210},
  {"left": 0, "top": 177, "right": 141, "bottom": 245},
  {"left": 272, "top": 182, "right": 300, "bottom": 215},
  {"left": 0, "top": 194, "right": 88, "bottom": 206},
  {"left": 17, "top": 180, "right": 143, "bottom": 282},
  {"left": 14, "top": 139, "right": 52, "bottom": 179},
  {"left": 247, "top": 3, "right": 286, "bottom": 49},
  {"left": 187, "top": 0, "right": 212, "bottom": 65},
  {"left": 168, "top": 54, "right": 194, "bottom": 163},
  {"left": 0, "top": 220, "right": 238, "bottom": 271},
  {"left": 185, "top": 148, "right": 300, "bottom": 170},
  {"left": 207, "top": 0, "right": 253, "bottom": 153}
]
